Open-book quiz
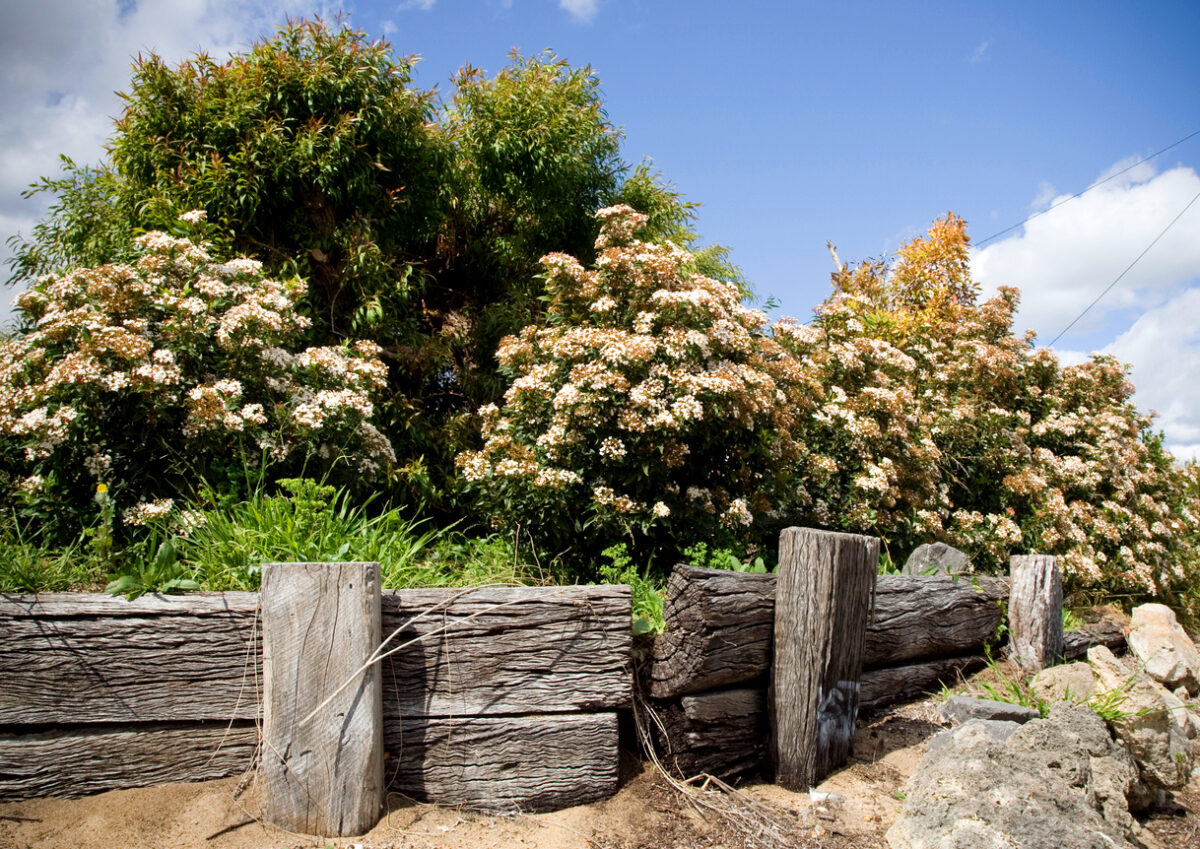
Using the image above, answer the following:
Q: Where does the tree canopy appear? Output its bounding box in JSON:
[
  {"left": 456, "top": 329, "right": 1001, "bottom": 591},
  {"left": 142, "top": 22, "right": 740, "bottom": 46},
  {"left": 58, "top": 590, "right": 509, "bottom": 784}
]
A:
[{"left": 6, "top": 19, "right": 729, "bottom": 508}]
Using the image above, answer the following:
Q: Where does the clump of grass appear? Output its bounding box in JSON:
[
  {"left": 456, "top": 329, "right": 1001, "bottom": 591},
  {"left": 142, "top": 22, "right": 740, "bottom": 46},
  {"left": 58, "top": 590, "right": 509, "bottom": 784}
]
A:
[
  {"left": 958, "top": 650, "right": 1050, "bottom": 716},
  {"left": 1062, "top": 607, "right": 1085, "bottom": 631},
  {"left": 175, "top": 478, "right": 536, "bottom": 591},
  {"left": 0, "top": 512, "right": 106, "bottom": 592}
]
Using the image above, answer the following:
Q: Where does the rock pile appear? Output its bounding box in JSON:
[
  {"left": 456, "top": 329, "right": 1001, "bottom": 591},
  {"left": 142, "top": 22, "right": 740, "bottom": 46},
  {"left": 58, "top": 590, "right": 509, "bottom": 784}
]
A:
[{"left": 888, "top": 603, "right": 1200, "bottom": 849}]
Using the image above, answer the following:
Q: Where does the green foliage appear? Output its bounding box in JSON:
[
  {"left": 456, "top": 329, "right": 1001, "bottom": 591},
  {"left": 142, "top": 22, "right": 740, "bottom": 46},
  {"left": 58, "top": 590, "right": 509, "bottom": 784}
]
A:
[
  {"left": 0, "top": 513, "right": 102, "bottom": 592},
  {"left": 877, "top": 550, "right": 901, "bottom": 575},
  {"left": 107, "top": 20, "right": 449, "bottom": 341},
  {"left": 457, "top": 206, "right": 799, "bottom": 570},
  {"left": 596, "top": 543, "right": 665, "bottom": 636},
  {"left": 0, "top": 222, "right": 393, "bottom": 542},
  {"left": 105, "top": 536, "right": 199, "bottom": 599},
  {"left": 176, "top": 478, "right": 534, "bottom": 590},
  {"left": 5, "top": 157, "right": 137, "bottom": 291},
  {"left": 967, "top": 650, "right": 1049, "bottom": 717},
  {"left": 7, "top": 21, "right": 730, "bottom": 514},
  {"left": 1086, "top": 685, "right": 1134, "bottom": 723},
  {"left": 1062, "top": 608, "right": 1085, "bottom": 632},
  {"left": 683, "top": 541, "right": 768, "bottom": 573},
  {"left": 776, "top": 214, "right": 1200, "bottom": 604}
]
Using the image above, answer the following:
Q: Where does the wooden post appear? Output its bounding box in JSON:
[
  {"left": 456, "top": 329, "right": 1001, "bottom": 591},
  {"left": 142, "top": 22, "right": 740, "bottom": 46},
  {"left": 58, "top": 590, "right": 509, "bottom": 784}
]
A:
[
  {"left": 770, "top": 527, "right": 878, "bottom": 791},
  {"left": 261, "top": 562, "right": 384, "bottom": 837},
  {"left": 1008, "top": 554, "right": 1063, "bottom": 672}
]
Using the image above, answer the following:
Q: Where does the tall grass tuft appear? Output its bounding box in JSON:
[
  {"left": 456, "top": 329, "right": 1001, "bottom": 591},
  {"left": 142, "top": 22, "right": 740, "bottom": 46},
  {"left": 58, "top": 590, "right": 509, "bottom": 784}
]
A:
[
  {"left": 177, "top": 478, "right": 535, "bottom": 590},
  {"left": 0, "top": 512, "right": 106, "bottom": 592}
]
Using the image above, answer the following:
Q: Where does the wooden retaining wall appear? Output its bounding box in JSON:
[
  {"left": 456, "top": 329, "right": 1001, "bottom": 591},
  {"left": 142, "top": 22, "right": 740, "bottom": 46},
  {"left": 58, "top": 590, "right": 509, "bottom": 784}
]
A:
[
  {"left": 0, "top": 555, "right": 1128, "bottom": 807},
  {"left": 645, "top": 564, "right": 1125, "bottom": 781},
  {"left": 0, "top": 585, "right": 631, "bottom": 810}
]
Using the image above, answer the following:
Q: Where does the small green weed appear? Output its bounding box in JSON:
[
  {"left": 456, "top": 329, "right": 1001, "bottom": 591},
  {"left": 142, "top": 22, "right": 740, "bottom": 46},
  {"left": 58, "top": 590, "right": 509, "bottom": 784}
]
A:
[
  {"left": 972, "top": 649, "right": 1049, "bottom": 717},
  {"left": 105, "top": 537, "right": 199, "bottom": 600},
  {"left": 684, "top": 541, "right": 767, "bottom": 573},
  {"left": 598, "top": 544, "right": 665, "bottom": 636}
]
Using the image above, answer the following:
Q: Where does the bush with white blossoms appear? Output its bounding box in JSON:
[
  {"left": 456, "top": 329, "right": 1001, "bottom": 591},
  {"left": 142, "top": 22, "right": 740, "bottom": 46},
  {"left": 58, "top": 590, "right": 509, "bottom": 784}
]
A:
[
  {"left": 459, "top": 206, "right": 1200, "bottom": 602},
  {"left": 793, "top": 214, "right": 1200, "bottom": 601},
  {"left": 455, "top": 205, "right": 804, "bottom": 561},
  {"left": 0, "top": 213, "right": 395, "bottom": 538}
]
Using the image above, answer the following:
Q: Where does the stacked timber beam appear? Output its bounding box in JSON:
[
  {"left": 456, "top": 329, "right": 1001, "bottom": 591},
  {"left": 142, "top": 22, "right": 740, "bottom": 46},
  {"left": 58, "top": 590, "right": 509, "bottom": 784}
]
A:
[
  {"left": 0, "top": 580, "right": 632, "bottom": 816},
  {"left": 646, "top": 563, "right": 1010, "bottom": 781},
  {"left": 0, "top": 591, "right": 262, "bottom": 800},
  {"left": 378, "top": 584, "right": 631, "bottom": 812}
]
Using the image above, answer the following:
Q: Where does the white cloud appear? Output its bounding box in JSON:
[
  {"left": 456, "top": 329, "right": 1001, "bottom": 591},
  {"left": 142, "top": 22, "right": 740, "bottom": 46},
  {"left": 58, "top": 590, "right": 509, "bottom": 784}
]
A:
[
  {"left": 0, "top": 0, "right": 328, "bottom": 306},
  {"left": 972, "top": 163, "right": 1200, "bottom": 342},
  {"left": 398, "top": 0, "right": 436, "bottom": 10},
  {"left": 1103, "top": 287, "right": 1200, "bottom": 461},
  {"left": 560, "top": 0, "right": 599, "bottom": 24},
  {"left": 970, "top": 41, "right": 990, "bottom": 63},
  {"left": 972, "top": 159, "right": 1200, "bottom": 461}
]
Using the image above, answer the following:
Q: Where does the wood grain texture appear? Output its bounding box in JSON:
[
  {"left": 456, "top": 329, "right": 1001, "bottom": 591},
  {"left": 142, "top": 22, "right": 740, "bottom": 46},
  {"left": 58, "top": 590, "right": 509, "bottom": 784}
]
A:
[
  {"left": 645, "top": 566, "right": 775, "bottom": 699},
  {"left": 654, "top": 687, "right": 765, "bottom": 780},
  {"left": 770, "top": 527, "right": 878, "bottom": 791},
  {"left": 647, "top": 569, "right": 1010, "bottom": 699},
  {"left": 863, "top": 576, "right": 1008, "bottom": 667},
  {"left": 0, "top": 722, "right": 258, "bottom": 801},
  {"left": 380, "top": 585, "right": 632, "bottom": 717},
  {"left": 1063, "top": 621, "right": 1126, "bottom": 662},
  {"left": 261, "top": 562, "right": 383, "bottom": 837},
  {"left": 383, "top": 713, "right": 619, "bottom": 811},
  {"left": 859, "top": 654, "right": 988, "bottom": 712},
  {"left": 0, "top": 592, "right": 261, "bottom": 725},
  {"left": 1008, "top": 555, "right": 1064, "bottom": 672}
]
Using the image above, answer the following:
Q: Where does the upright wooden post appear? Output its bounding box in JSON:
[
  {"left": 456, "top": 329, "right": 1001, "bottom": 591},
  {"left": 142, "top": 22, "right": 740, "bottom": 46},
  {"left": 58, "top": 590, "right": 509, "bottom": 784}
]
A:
[
  {"left": 1008, "top": 554, "right": 1063, "bottom": 672},
  {"left": 262, "top": 562, "right": 384, "bottom": 837},
  {"left": 770, "top": 527, "right": 878, "bottom": 791}
]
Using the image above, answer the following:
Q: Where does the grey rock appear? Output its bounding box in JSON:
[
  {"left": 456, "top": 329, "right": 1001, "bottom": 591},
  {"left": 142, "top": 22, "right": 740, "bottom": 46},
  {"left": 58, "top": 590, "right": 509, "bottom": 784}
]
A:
[
  {"left": 1031, "top": 661, "right": 1097, "bottom": 706},
  {"left": 902, "top": 543, "right": 973, "bottom": 576},
  {"left": 925, "top": 718, "right": 1021, "bottom": 754},
  {"left": 938, "top": 694, "right": 1040, "bottom": 725},
  {"left": 1088, "top": 645, "right": 1193, "bottom": 791},
  {"left": 887, "top": 715, "right": 1136, "bottom": 849},
  {"left": 1127, "top": 603, "right": 1200, "bottom": 695},
  {"left": 1155, "top": 680, "right": 1200, "bottom": 740},
  {"left": 1047, "top": 702, "right": 1151, "bottom": 819}
]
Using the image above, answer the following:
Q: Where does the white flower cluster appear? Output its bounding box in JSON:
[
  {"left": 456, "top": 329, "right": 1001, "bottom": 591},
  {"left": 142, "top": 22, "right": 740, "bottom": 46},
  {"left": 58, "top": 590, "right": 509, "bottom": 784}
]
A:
[{"left": 0, "top": 228, "right": 398, "bottom": 511}]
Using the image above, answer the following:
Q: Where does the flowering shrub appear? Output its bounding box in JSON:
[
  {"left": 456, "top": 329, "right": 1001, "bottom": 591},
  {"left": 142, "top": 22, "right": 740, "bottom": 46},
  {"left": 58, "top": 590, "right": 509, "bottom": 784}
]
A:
[
  {"left": 792, "top": 214, "right": 1200, "bottom": 600},
  {"left": 460, "top": 206, "right": 1200, "bottom": 602},
  {"left": 455, "top": 205, "right": 803, "bottom": 561},
  {"left": 0, "top": 213, "right": 395, "bottom": 538}
]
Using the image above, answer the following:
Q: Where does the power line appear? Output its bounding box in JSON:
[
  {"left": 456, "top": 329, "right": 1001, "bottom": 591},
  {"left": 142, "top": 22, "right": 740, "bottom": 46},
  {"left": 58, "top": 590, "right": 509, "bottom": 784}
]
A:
[
  {"left": 1046, "top": 186, "right": 1200, "bottom": 347},
  {"left": 974, "top": 128, "right": 1200, "bottom": 248}
]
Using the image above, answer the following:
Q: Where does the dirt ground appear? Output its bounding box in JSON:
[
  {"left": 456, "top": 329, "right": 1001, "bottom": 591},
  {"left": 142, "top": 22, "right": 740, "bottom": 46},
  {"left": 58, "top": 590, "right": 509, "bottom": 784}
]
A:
[{"left": 3, "top": 692, "right": 1199, "bottom": 849}]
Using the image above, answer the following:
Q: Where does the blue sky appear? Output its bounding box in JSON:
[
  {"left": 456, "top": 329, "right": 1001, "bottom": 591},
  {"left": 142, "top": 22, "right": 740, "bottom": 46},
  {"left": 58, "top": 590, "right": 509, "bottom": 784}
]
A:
[{"left": 3, "top": 0, "right": 1200, "bottom": 453}]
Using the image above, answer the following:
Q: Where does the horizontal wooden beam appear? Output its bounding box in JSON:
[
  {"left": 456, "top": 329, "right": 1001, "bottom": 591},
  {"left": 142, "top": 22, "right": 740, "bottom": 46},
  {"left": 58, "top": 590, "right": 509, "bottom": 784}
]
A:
[
  {"left": 0, "top": 585, "right": 632, "bottom": 727},
  {"left": 859, "top": 654, "right": 988, "bottom": 712},
  {"left": 384, "top": 713, "right": 619, "bottom": 812},
  {"left": 653, "top": 687, "right": 765, "bottom": 780},
  {"left": 381, "top": 585, "right": 632, "bottom": 717},
  {"left": 0, "top": 722, "right": 258, "bottom": 801},
  {"left": 0, "top": 592, "right": 261, "bottom": 725},
  {"left": 647, "top": 566, "right": 1009, "bottom": 699}
]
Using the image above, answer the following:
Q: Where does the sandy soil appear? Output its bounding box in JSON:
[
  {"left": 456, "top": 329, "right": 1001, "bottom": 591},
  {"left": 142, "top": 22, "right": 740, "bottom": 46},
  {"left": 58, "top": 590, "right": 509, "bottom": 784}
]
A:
[{"left": 3, "top": 693, "right": 1198, "bottom": 849}]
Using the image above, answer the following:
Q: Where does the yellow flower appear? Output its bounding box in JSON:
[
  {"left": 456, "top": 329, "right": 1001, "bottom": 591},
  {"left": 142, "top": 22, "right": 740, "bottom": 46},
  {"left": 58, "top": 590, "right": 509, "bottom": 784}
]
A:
[{"left": 96, "top": 483, "right": 108, "bottom": 494}]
